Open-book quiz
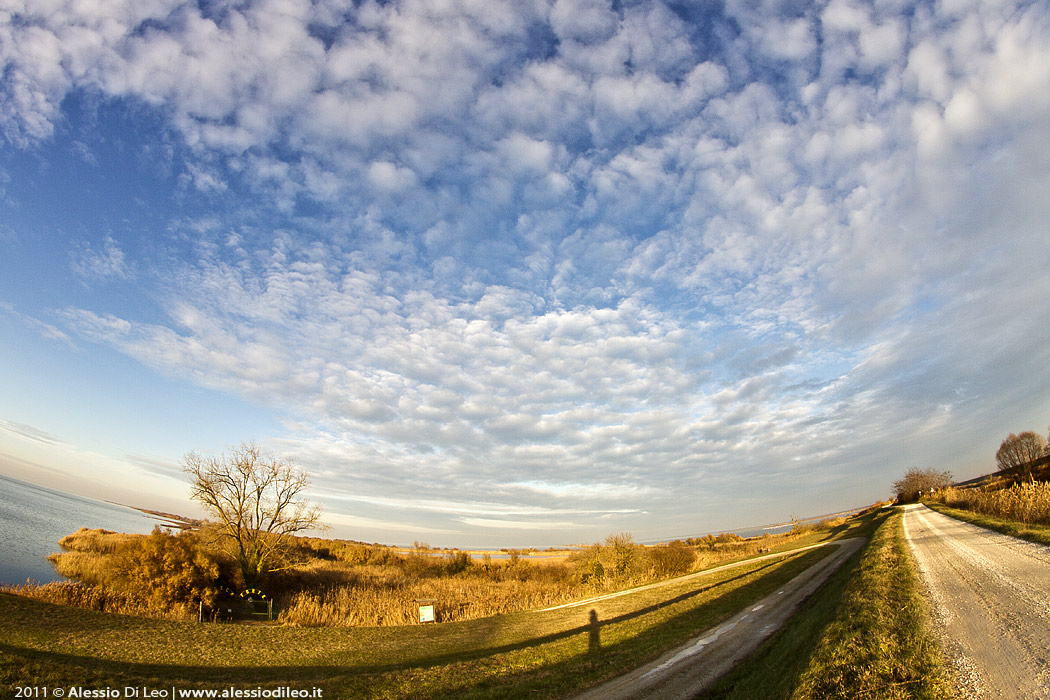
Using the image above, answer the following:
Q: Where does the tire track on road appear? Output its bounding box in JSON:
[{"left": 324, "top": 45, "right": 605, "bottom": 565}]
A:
[{"left": 572, "top": 537, "right": 865, "bottom": 700}]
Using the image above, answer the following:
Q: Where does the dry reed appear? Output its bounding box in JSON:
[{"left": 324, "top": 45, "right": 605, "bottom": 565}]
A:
[
  {"left": 934, "top": 482, "right": 1050, "bottom": 525},
  {"left": 11, "top": 522, "right": 823, "bottom": 628},
  {"left": 279, "top": 572, "right": 580, "bottom": 627},
  {"left": 0, "top": 580, "right": 197, "bottom": 620}
]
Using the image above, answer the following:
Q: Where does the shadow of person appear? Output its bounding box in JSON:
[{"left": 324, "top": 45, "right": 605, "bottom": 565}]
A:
[{"left": 588, "top": 609, "right": 600, "bottom": 655}]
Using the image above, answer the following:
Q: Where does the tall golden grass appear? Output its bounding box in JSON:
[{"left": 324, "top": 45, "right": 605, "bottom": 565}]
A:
[
  {"left": 278, "top": 532, "right": 811, "bottom": 627},
  {"left": 9, "top": 522, "right": 825, "bottom": 627},
  {"left": 58, "top": 527, "right": 144, "bottom": 554},
  {"left": 279, "top": 567, "right": 578, "bottom": 626},
  {"left": 933, "top": 482, "right": 1050, "bottom": 525},
  {"left": 46, "top": 528, "right": 147, "bottom": 588},
  {"left": 0, "top": 581, "right": 197, "bottom": 620}
]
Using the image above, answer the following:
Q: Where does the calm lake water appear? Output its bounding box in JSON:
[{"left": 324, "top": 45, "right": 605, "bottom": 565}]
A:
[{"left": 0, "top": 472, "right": 158, "bottom": 585}]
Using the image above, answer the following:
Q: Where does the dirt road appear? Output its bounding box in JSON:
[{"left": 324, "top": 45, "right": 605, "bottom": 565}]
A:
[
  {"left": 903, "top": 504, "right": 1050, "bottom": 699},
  {"left": 573, "top": 537, "right": 865, "bottom": 700}
]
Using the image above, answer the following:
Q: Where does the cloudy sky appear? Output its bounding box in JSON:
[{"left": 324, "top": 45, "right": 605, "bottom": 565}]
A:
[{"left": 1, "top": 0, "right": 1049, "bottom": 547}]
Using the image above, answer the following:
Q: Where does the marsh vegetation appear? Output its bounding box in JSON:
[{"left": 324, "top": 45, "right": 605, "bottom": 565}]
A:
[{"left": 3, "top": 524, "right": 821, "bottom": 626}]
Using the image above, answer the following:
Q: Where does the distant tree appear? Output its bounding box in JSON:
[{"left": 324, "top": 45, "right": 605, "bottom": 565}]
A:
[
  {"left": 996, "top": 432, "right": 1047, "bottom": 482},
  {"left": 183, "top": 442, "right": 322, "bottom": 587},
  {"left": 893, "top": 468, "right": 954, "bottom": 503}
]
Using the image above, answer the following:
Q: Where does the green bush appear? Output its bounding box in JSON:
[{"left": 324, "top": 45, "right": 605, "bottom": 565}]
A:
[{"left": 442, "top": 551, "right": 473, "bottom": 576}]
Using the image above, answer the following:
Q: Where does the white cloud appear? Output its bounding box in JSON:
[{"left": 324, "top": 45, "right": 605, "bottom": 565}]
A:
[
  {"left": 324, "top": 510, "right": 459, "bottom": 535},
  {"left": 0, "top": 418, "right": 69, "bottom": 448},
  {"left": 905, "top": 41, "right": 953, "bottom": 102},
  {"left": 549, "top": 0, "right": 618, "bottom": 45},
  {"left": 367, "top": 160, "right": 418, "bottom": 192},
  {"left": 4, "top": 0, "right": 1050, "bottom": 544},
  {"left": 69, "top": 237, "right": 130, "bottom": 281},
  {"left": 458, "top": 517, "right": 579, "bottom": 530}
]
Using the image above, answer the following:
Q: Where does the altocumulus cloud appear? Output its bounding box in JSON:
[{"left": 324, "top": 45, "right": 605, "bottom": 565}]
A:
[{"left": 1, "top": 0, "right": 1049, "bottom": 545}]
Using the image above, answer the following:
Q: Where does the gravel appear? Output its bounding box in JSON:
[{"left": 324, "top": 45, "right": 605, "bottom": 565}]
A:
[{"left": 903, "top": 503, "right": 1050, "bottom": 699}]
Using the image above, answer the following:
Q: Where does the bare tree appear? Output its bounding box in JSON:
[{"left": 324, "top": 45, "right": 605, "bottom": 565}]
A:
[
  {"left": 183, "top": 442, "right": 322, "bottom": 586},
  {"left": 996, "top": 432, "right": 1047, "bottom": 482},
  {"left": 893, "top": 467, "right": 954, "bottom": 503}
]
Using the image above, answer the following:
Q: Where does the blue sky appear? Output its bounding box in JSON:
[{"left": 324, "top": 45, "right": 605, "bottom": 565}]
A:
[{"left": 2, "top": 0, "right": 1049, "bottom": 548}]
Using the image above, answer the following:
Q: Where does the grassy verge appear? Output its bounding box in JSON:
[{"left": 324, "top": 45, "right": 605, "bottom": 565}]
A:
[
  {"left": 1, "top": 520, "right": 872, "bottom": 699},
  {"left": 699, "top": 508, "right": 955, "bottom": 700},
  {"left": 924, "top": 501, "right": 1050, "bottom": 547}
]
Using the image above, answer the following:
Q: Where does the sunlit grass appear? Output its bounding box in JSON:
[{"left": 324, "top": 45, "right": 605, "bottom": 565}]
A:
[
  {"left": 1, "top": 549, "right": 827, "bottom": 697},
  {"left": 0, "top": 514, "right": 877, "bottom": 698}
]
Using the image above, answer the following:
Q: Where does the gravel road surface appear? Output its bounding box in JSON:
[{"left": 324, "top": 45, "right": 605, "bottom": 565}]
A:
[
  {"left": 573, "top": 537, "right": 865, "bottom": 700},
  {"left": 903, "top": 503, "right": 1050, "bottom": 699}
]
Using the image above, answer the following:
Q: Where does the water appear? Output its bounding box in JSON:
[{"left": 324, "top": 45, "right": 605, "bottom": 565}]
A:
[{"left": 0, "top": 472, "right": 159, "bottom": 585}]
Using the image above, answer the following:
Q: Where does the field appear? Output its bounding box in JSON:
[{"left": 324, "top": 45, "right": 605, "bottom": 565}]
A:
[
  {"left": 3, "top": 525, "right": 818, "bottom": 627},
  {"left": 2, "top": 504, "right": 980, "bottom": 699},
  {"left": 1, "top": 514, "right": 879, "bottom": 699}
]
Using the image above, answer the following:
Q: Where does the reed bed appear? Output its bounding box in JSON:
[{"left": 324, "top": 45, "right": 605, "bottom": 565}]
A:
[
  {"left": 279, "top": 571, "right": 579, "bottom": 627},
  {"left": 0, "top": 580, "right": 197, "bottom": 620},
  {"left": 933, "top": 481, "right": 1050, "bottom": 525},
  {"left": 10, "top": 523, "right": 821, "bottom": 628},
  {"left": 58, "top": 527, "right": 145, "bottom": 554},
  {"left": 278, "top": 532, "right": 810, "bottom": 627}
]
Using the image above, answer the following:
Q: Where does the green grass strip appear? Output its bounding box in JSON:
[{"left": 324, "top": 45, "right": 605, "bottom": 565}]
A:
[{"left": 700, "top": 508, "right": 955, "bottom": 700}]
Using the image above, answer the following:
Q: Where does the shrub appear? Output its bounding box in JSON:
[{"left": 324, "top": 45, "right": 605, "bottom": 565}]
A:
[
  {"left": 442, "top": 551, "right": 473, "bottom": 576},
  {"left": 572, "top": 544, "right": 607, "bottom": 587},
  {"left": 44, "top": 526, "right": 229, "bottom": 617},
  {"left": 646, "top": 543, "right": 696, "bottom": 578},
  {"left": 117, "top": 528, "right": 223, "bottom": 609}
]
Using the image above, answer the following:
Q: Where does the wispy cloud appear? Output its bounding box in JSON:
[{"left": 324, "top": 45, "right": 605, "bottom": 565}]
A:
[
  {"left": 1, "top": 303, "right": 77, "bottom": 349},
  {"left": 70, "top": 237, "right": 132, "bottom": 282},
  {"left": 457, "top": 517, "right": 580, "bottom": 531},
  {"left": 2, "top": 0, "right": 1049, "bottom": 544},
  {"left": 0, "top": 418, "right": 68, "bottom": 448}
]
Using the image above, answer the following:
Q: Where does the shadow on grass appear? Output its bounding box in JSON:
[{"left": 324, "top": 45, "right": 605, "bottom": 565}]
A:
[{"left": 2, "top": 553, "right": 827, "bottom": 699}]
